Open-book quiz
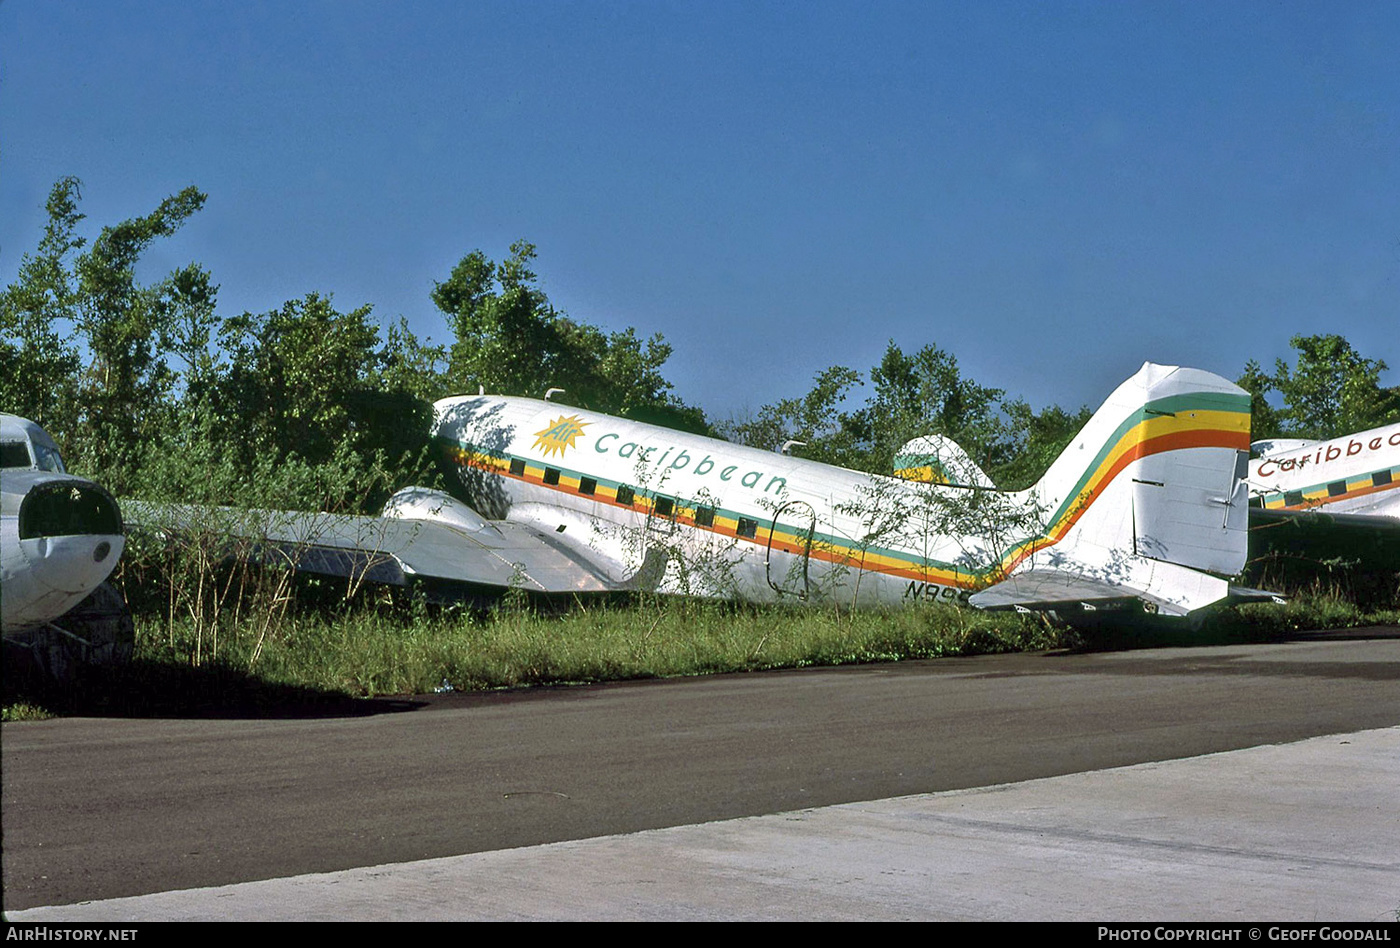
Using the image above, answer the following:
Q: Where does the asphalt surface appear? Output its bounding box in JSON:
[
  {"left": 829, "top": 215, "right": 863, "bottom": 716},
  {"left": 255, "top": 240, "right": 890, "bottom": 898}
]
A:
[
  {"left": 10, "top": 727, "right": 1397, "bottom": 921},
  {"left": 4, "top": 628, "right": 1399, "bottom": 914}
]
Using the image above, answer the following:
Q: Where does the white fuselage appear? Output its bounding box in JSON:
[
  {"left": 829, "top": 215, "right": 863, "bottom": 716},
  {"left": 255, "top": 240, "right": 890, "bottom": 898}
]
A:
[
  {"left": 429, "top": 364, "right": 1254, "bottom": 617},
  {"left": 2, "top": 414, "right": 125, "bottom": 635},
  {"left": 1249, "top": 423, "right": 1400, "bottom": 519},
  {"left": 0, "top": 515, "right": 124, "bottom": 633},
  {"left": 432, "top": 395, "right": 1013, "bottom": 606}
]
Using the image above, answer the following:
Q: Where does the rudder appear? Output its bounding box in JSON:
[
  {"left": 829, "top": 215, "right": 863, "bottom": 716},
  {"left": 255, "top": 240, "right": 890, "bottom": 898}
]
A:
[{"left": 1002, "top": 362, "right": 1252, "bottom": 614}]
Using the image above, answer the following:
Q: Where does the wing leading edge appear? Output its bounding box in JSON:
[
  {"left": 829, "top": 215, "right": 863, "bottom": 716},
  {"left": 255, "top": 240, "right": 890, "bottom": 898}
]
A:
[{"left": 123, "top": 499, "right": 634, "bottom": 595}]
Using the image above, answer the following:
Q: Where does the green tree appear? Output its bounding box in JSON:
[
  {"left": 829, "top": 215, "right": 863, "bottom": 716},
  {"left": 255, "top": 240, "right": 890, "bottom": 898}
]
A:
[
  {"left": 720, "top": 365, "right": 865, "bottom": 466},
  {"left": 71, "top": 185, "right": 211, "bottom": 485},
  {"left": 0, "top": 177, "right": 214, "bottom": 487},
  {"left": 377, "top": 316, "right": 449, "bottom": 405},
  {"left": 725, "top": 342, "right": 1089, "bottom": 490},
  {"left": 1235, "top": 359, "right": 1283, "bottom": 443},
  {"left": 431, "top": 241, "right": 708, "bottom": 433},
  {"left": 989, "top": 400, "right": 1092, "bottom": 491},
  {"left": 0, "top": 177, "right": 86, "bottom": 433},
  {"left": 1239, "top": 334, "right": 1399, "bottom": 442},
  {"left": 860, "top": 342, "right": 1011, "bottom": 473},
  {"left": 222, "top": 294, "right": 379, "bottom": 464}
]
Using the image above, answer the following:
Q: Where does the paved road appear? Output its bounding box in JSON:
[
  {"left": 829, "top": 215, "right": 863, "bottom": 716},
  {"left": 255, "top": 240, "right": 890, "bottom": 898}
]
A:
[
  {"left": 4, "top": 629, "right": 1399, "bottom": 912},
  {"left": 11, "top": 727, "right": 1398, "bottom": 921}
]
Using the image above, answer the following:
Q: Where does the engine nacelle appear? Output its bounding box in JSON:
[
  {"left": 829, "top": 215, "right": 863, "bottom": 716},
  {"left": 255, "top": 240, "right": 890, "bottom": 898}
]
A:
[{"left": 381, "top": 487, "right": 498, "bottom": 536}]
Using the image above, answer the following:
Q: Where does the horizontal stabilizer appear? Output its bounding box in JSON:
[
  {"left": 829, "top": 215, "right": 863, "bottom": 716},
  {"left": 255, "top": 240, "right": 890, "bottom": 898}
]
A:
[
  {"left": 969, "top": 552, "right": 1238, "bottom": 616},
  {"left": 971, "top": 571, "right": 1286, "bottom": 614},
  {"left": 969, "top": 570, "right": 1146, "bottom": 612},
  {"left": 1226, "top": 585, "right": 1287, "bottom": 604}
]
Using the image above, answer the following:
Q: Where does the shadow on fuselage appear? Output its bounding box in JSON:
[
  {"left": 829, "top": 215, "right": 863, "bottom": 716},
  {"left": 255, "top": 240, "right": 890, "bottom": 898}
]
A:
[{"left": 435, "top": 399, "right": 515, "bottom": 519}]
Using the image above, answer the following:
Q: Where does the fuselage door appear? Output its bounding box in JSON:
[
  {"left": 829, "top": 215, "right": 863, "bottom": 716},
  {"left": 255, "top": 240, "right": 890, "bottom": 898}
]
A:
[{"left": 766, "top": 500, "right": 816, "bottom": 599}]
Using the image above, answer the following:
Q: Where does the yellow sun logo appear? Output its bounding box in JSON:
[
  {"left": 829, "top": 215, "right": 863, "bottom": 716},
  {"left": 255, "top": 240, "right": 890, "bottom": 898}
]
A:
[{"left": 532, "top": 415, "right": 591, "bottom": 458}]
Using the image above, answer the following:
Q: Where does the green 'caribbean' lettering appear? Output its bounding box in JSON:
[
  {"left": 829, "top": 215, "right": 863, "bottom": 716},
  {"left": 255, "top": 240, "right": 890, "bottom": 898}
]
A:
[{"left": 585, "top": 431, "right": 797, "bottom": 497}]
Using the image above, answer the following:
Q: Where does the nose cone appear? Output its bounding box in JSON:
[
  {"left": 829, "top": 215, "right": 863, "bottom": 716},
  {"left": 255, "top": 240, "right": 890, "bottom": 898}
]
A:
[{"left": 2, "top": 531, "right": 125, "bottom": 633}]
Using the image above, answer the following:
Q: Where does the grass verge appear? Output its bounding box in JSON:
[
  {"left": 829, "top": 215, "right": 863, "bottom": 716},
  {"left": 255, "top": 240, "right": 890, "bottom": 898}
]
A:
[
  {"left": 4, "top": 584, "right": 1395, "bottom": 718},
  {"left": 149, "top": 596, "right": 1064, "bottom": 696}
]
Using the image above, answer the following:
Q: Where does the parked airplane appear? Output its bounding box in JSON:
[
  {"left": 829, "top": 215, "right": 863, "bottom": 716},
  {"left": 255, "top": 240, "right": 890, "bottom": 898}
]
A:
[
  {"left": 1248, "top": 423, "right": 1400, "bottom": 519},
  {"left": 132, "top": 363, "right": 1258, "bottom": 620},
  {"left": 893, "top": 416, "right": 1400, "bottom": 554},
  {"left": 1245, "top": 422, "right": 1400, "bottom": 573},
  {"left": 1, "top": 413, "right": 134, "bottom": 676}
]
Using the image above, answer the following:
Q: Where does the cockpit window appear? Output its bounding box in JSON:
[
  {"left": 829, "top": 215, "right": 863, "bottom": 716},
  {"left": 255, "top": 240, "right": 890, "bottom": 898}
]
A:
[
  {"left": 0, "top": 438, "right": 65, "bottom": 472},
  {"left": 32, "top": 441, "right": 66, "bottom": 473},
  {"left": 1, "top": 441, "right": 31, "bottom": 468}
]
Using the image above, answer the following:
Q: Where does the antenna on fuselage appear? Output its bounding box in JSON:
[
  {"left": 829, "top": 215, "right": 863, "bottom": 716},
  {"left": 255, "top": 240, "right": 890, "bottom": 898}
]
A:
[
  {"left": 781, "top": 440, "right": 806, "bottom": 456},
  {"left": 544, "top": 388, "right": 565, "bottom": 401}
]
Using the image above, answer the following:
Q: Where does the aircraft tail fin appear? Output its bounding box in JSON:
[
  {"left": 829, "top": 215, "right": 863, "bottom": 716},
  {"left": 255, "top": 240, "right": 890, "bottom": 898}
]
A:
[
  {"left": 892, "top": 435, "right": 996, "bottom": 488},
  {"left": 975, "top": 363, "right": 1252, "bottom": 616}
]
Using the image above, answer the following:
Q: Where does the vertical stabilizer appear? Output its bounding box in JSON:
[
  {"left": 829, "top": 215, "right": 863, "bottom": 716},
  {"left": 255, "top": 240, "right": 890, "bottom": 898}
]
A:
[
  {"left": 892, "top": 435, "right": 996, "bottom": 488},
  {"left": 977, "top": 363, "right": 1252, "bottom": 616}
]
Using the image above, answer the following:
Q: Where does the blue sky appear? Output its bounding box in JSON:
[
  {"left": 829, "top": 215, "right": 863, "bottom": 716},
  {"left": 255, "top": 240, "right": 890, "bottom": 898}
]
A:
[{"left": 3, "top": 0, "right": 1396, "bottom": 421}]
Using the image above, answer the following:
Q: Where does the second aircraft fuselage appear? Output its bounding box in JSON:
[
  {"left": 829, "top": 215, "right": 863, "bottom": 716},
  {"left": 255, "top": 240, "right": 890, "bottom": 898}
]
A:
[{"left": 1249, "top": 423, "right": 1400, "bottom": 518}]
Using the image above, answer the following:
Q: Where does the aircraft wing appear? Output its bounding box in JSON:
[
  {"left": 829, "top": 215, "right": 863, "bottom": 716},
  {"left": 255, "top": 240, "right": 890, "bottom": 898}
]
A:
[{"left": 122, "top": 500, "right": 638, "bottom": 596}]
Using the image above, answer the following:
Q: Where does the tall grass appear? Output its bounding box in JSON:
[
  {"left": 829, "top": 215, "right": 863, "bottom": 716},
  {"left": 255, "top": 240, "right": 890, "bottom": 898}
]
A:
[
  {"left": 1222, "top": 587, "right": 1400, "bottom": 638},
  {"left": 8, "top": 576, "right": 1396, "bottom": 719},
  {"left": 129, "top": 595, "right": 1063, "bottom": 698},
  {"left": 134, "top": 578, "right": 1398, "bottom": 698}
]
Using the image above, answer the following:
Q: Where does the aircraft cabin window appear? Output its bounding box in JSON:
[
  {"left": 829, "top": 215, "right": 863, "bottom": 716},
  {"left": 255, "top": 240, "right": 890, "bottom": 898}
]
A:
[
  {"left": 1284, "top": 491, "right": 1304, "bottom": 506},
  {"left": 695, "top": 506, "right": 715, "bottom": 528},
  {"left": 579, "top": 476, "right": 597, "bottom": 496},
  {"left": 1327, "top": 481, "right": 1347, "bottom": 497},
  {"left": 737, "top": 517, "right": 758, "bottom": 539},
  {"left": 1, "top": 441, "right": 31, "bottom": 468},
  {"left": 654, "top": 496, "right": 674, "bottom": 518},
  {"left": 543, "top": 467, "right": 561, "bottom": 486},
  {"left": 509, "top": 458, "right": 527, "bottom": 476},
  {"left": 615, "top": 485, "right": 634, "bottom": 507},
  {"left": 1374, "top": 470, "right": 1392, "bottom": 487}
]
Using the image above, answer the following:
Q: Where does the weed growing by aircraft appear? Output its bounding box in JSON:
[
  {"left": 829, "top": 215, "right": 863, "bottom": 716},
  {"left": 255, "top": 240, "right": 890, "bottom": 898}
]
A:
[
  {"left": 11, "top": 586, "right": 1398, "bottom": 718},
  {"left": 118, "top": 435, "right": 412, "bottom": 668},
  {"left": 833, "top": 475, "right": 1052, "bottom": 605},
  {"left": 585, "top": 459, "right": 746, "bottom": 600}
]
